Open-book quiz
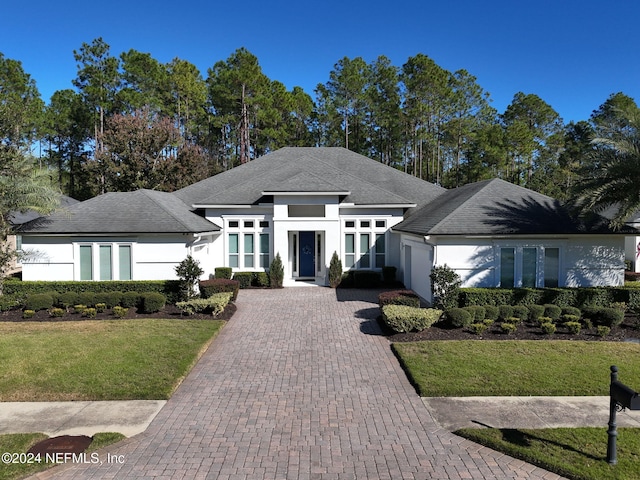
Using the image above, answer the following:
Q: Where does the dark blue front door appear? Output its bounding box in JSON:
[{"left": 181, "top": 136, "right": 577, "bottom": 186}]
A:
[{"left": 299, "top": 231, "right": 315, "bottom": 277}]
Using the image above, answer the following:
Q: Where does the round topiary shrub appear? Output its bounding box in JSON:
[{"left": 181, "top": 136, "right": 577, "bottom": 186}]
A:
[
  {"left": 25, "top": 293, "right": 54, "bottom": 311},
  {"left": 463, "top": 306, "right": 486, "bottom": 322},
  {"left": 498, "top": 305, "right": 514, "bottom": 321},
  {"left": 543, "top": 304, "right": 562, "bottom": 321},
  {"left": 468, "top": 323, "right": 488, "bottom": 335},
  {"left": 483, "top": 305, "right": 500, "bottom": 321},
  {"left": 57, "top": 292, "right": 79, "bottom": 309},
  {"left": 594, "top": 307, "right": 625, "bottom": 328},
  {"left": 562, "top": 306, "right": 581, "bottom": 318},
  {"left": 565, "top": 321, "right": 581, "bottom": 334},
  {"left": 140, "top": 292, "right": 166, "bottom": 313},
  {"left": 120, "top": 291, "right": 140, "bottom": 308},
  {"left": 512, "top": 305, "right": 529, "bottom": 321},
  {"left": 77, "top": 292, "right": 96, "bottom": 307},
  {"left": 541, "top": 322, "right": 557, "bottom": 335},
  {"left": 446, "top": 308, "right": 473, "bottom": 328},
  {"left": 527, "top": 304, "right": 545, "bottom": 323},
  {"left": 500, "top": 322, "right": 517, "bottom": 334}
]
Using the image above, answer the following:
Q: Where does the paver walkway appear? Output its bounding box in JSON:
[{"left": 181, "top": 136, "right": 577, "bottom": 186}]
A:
[{"left": 34, "top": 288, "right": 565, "bottom": 479}]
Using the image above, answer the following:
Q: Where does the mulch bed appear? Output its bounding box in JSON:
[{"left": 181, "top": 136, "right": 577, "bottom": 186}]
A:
[
  {"left": 382, "top": 315, "right": 640, "bottom": 343},
  {"left": 0, "top": 303, "right": 236, "bottom": 323}
]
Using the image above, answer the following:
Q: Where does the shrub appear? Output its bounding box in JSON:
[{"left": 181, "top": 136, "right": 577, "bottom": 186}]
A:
[
  {"left": 483, "top": 319, "right": 495, "bottom": 326},
  {"left": 0, "top": 295, "right": 20, "bottom": 311},
  {"left": 215, "top": 267, "right": 233, "bottom": 279},
  {"left": 49, "top": 308, "right": 65, "bottom": 318},
  {"left": 176, "top": 292, "right": 233, "bottom": 316},
  {"left": 506, "top": 316, "right": 522, "bottom": 325},
  {"left": 562, "top": 314, "right": 581, "bottom": 323},
  {"left": 254, "top": 272, "right": 269, "bottom": 287},
  {"left": 543, "top": 304, "right": 562, "bottom": 321},
  {"left": 95, "top": 303, "right": 107, "bottom": 313},
  {"left": 593, "top": 307, "right": 625, "bottom": 328},
  {"left": 120, "top": 291, "right": 140, "bottom": 308},
  {"left": 378, "top": 290, "right": 420, "bottom": 308},
  {"left": 83, "top": 308, "right": 97, "bottom": 318},
  {"left": 24, "top": 293, "right": 54, "bottom": 311},
  {"left": 500, "top": 322, "right": 517, "bottom": 334},
  {"left": 430, "top": 264, "right": 461, "bottom": 310},
  {"left": 353, "top": 270, "right": 380, "bottom": 288},
  {"left": 537, "top": 316, "right": 554, "bottom": 326},
  {"left": 498, "top": 305, "right": 514, "bottom": 321},
  {"left": 73, "top": 304, "right": 87, "bottom": 314},
  {"left": 269, "top": 253, "right": 284, "bottom": 288},
  {"left": 527, "top": 304, "right": 545, "bottom": 322},
  {"left": 22, "top": 310, "right": 35, "bottom": 319},
  {"left": 561, "top": 306, "right": 581, "bottom": 317},
  {"left": 382, "top": 266, "right": 397, "bottom": 285},
  {"left": 463, "top": 306, "right": 486, "bottom": 322},
  {"left": 381, "top": 305, "right": 442, "bottom": 333},
  {"left": 232, "top": 272, "right": 254, "bottom": 289},
  {"left": 329, "top": 252, "right": 342, "bottom": 288},
  {"left": 541, "top": 322, "right": 557, "bottom": 335},
  {"left": 512, "top": 305, "right": 529, "bottom": 320},
  {"left": 483, "top": 305, "right": 500, "bottom": 321},
  {"left": 112, "top": 306, "right": 128, "bottom": 318},
  {"left": 140, "top": 292, "right": 166, "bottom": 313},
  {"left": 77, "top": 292, "right": 96, "bottom": 307},
  {"left": 582, "top": 317, "right": 594, "bottom": 329},
  {"left": 57, "top": 292, "right": 78, "bottom": 309},
  {"left": 95, "top": 291, "right": 122, "bottom": 308},
  {"left": 339, "top": 271, "right": 354, "bottom": 288},
  {"left": 611, "top": 302, "right": 627, "bottom": 312},
  {"left": 446, "top": 308, "right": 473, "bottom": 328},
  {"left": 468, "top": 323, "right": 488, "bottom": 335},
  {"left": 199, "top": 278, "right": 239, "bottom": 301},
  {"left": 565, "top": 321, "right": 581, "bottom": 334},
  {"left": 175, "top": 255, "right": 204, "bottom": 300},
  {"left": 597, "top": 325, "right": 611, "bottom": 337}
]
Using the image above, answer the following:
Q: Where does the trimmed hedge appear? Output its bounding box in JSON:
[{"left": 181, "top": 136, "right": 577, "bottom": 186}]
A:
[
  {"left": 24, "top": 293, "right": 54, "bottom": 311},
  {"left": 232, "top": 272, "right": 254, "bottom": 289},
  {"left": 378, "top": 290, "right": 420, "bottom": 308},
  {"left": 199, "top": 278, "right": 240, "bottom": 301},
  {"left": 381, "top": 305, "right": 442, "bottom": 333},
  {"left": 214, "top": 267, "right": 233, "bottom": 279},
  {"left": 140, "top": 292, "right": 166, "bottom": 313},
  {"left": 353, "top": 270, "right": 381, "bottom": 288},
  {"left": 446, "top": 308, "right": 473, "bottom": 328},
  {"left": 3, "top": 279, "right": 182, "bottom": 304}
]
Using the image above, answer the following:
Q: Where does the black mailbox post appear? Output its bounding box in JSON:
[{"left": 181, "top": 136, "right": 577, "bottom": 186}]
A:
[{"left": 607, "top": 366, "right": 640, "bottom": 465}]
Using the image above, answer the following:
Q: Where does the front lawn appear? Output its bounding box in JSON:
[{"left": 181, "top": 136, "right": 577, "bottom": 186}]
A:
[
  {"left": 0, "top": 319, "right": 224, "bottom": 401},
  {"left": 456, "top": 427, "right": 640, "bottom": 480},
  {"left": 392, "top": 340, "right": 640, "bottom": 397}
]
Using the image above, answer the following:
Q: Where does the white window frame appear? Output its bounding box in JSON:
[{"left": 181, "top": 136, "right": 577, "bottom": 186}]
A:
[
  {"left": 225, "top": 217, "right": 271, "bottom": 271},
  {"left": 342, "top": 218, "right": 389, "bottom": 270},
  {"left": 75, "top": 241, "right": 133, "bottom": 281},
  {"left": 495, "top": 243, "right": 563, "bottom": 288}
]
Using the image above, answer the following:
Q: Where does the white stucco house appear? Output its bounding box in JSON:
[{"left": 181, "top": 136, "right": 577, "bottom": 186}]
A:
[{"left": 16, "top": 147, "right": 633, "bottom": 303}]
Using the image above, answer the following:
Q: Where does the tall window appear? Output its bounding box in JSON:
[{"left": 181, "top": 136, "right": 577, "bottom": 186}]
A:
[
  {"left": 259, "top": 234, "right": 269, "bottom": 268},
  {"left": 244, "top": 234, "right": 254, "bottom": 268},
  {"left": 500, "top": 248, "right": 515, "bottom": 287},
  {"left": 229, "top": 234, "right": 239, "bottom": 268},
  {"left": 522, "top": 247, "right": 537, "bottom": 288},
  {"left": 375, "top": 234, "right": 385, "bottom": 268},
  {"left": 345, "top": 234, "right": 355, "bottom": 268},
  {"left": 80, "top": 245, "right": 92, "bottom": 281},
  {"left": 99, "top": 245, "right": 112, "bottom": 280},
  {"left": 119, "top": 245, "right": 132, "bottom": 280},
  {"left": 544, "top": 248, "right": 560, "bottom": 287},
  {"left": 359, "top": 234, "right": 370, "bottom": 268}
]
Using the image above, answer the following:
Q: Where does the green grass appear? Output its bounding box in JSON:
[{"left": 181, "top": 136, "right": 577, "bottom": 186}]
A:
[
  {"left": 456, "top": 427, "right": 640, "bottom": 480},
  {"left": 392, "top": 340, "right": 640, "bottom": 396},
  {"left": 0, "top": 319, "right": 224, "bottom": 401},
  {"left": 0, "top": 432, "right": 125, "bottom": 480}
]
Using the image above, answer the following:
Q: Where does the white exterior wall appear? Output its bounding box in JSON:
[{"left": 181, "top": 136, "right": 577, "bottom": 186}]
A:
[
  {"left": 21, "top": 235, "right": 197, "bottom": 281},
  {"left": 399, "top": 235, "right": 434, "bottom": 302}
]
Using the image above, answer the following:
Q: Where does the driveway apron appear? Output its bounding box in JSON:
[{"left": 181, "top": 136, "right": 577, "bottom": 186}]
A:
[{"left": 35, "top": 288, "right": 564, "bottom": 479}]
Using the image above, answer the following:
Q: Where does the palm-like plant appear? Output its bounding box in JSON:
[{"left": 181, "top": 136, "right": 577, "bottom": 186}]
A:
[{"left": 573, "top": 105, "right": 640, "bottom": 229}]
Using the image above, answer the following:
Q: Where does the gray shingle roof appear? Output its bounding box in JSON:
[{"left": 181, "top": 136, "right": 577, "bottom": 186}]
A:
[
  {"left": 18, "top": 189, "right": 218, "bottom": 234},
  {"left": 10, "top": 196, "right": 79, "bottom": 225},
  {"left": 393, "top": 178, "right": 621, "bottom": 236},
  {"left": 174, "top": 147, "right": 445, "bottom": 208}
]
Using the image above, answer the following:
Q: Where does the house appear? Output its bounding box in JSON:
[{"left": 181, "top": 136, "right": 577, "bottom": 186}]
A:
[{"left": 17, "top": 147, "right": 632, "bottom": 302}]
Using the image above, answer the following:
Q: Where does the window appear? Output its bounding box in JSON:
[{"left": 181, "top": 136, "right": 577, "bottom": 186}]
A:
[
  {"left": 544, "top": 248, "right": 560, "bottom": 287},
  {"left": 360, "top": 220, "right": 370, "bottom": 228},
  {"left": 375, "top": 234, "right": 385, "bottom": 268},
  {"left": 522, "top": 247, "right": 537, "bottom": 288},
  {"left": 119, "top": 245, "right": 132, "bottom": 280},
  {"left": 80, "top": 245, "right": 93, "bottom": 280},
  {"left": 288, "top": 205, "right": 325, "bottom": 217},
  {"left": 229, "top": 234, "right": 239, "bottom": 268},
  {"left": 500, "top": 248, "right": 515, "bottom": 287},
  {"left": 375, "top": 220, "right": 386, "bottom": 228},
  {"left": 244, "top": 234, "right": 254, "bottom": 268},
  {"left": 259, "top": 234, "right": 269, "bottom": 268},
  {"left": 359, "top": 234, "right": 370, "bottom": 268},
  {"left": 345, "top": 234, "right": 355, "bottom": 268},
  {"left": 228, "top": 220, "right": 239, "bottom": 228},
  {"left": 317, "top": 233, "right": 322, "bottom": 273},
  {"left": 244, "top": 220, "right": 254, "bottom": 228},
  {"left": 99, "top": 245, "right": 112, "bottom": 280},
  {"left": 292, "top": 234, "right": 298, "bottom": 273},
  {"left": 259, "top": 220, "right": 269, "bottom": 228},
  {"left": 345, "top": 221, "right": 355, "bottom": 228}
]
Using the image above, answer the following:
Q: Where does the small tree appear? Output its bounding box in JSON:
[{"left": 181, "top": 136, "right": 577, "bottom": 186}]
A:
[
  {"left": 430, "top": 264, "right": 461, "bottom": 310},
  {"left": 175, "top": 255, "right": 204, "bottom": 300},
  {"left": 328, "top": 251, "right": 342, "bottom": 288},
  {"left": 269, "top": 252, "right": 284, "bottom": 288}
]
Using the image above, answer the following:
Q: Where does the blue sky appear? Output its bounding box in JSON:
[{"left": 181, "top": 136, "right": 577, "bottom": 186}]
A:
[{"left": 2, "top": 0, "right": 638, "bottom": 123}]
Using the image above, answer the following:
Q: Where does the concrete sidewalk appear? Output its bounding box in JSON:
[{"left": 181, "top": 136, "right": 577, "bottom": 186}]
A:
[
  {"left": 423, "top": 396, "right": 640, "bottom": 431},
  {"left": 0, "top": 401, "right": 165, "bottom": 437}
]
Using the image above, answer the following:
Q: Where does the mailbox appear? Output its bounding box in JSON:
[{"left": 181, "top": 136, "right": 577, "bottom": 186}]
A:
[{"left": 611, "top": 380, "right": 640, "bottom": 410}]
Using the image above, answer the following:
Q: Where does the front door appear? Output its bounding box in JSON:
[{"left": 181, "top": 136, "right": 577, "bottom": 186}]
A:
[{"left": 299, "top": 231, "right": 315, "bottom": 277}]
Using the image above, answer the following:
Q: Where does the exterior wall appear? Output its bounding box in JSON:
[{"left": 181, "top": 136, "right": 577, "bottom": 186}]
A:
[
  {"left": 20, "top": 235, "right": 197, "bottom": 281},
  {"left": 399, "top": 235, "right": 434, "bottom": 303}
]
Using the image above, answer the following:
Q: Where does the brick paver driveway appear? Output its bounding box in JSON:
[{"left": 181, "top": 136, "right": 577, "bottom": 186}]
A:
[{"left": 36, "top": 288, "right": 564, "bottom": 479}]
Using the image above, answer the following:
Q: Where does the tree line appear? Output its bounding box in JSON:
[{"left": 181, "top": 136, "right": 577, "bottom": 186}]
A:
[{"left": 1, "top": 38, "right": 638, "bottom": 202}]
